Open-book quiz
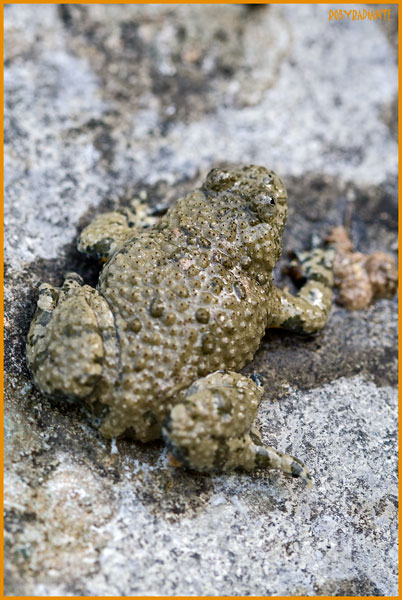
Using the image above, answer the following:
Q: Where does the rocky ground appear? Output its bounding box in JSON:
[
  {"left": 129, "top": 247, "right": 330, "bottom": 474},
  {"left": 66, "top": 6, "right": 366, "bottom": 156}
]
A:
[{"left": 4, "top": 4, "right": 398, "bottom": 596}]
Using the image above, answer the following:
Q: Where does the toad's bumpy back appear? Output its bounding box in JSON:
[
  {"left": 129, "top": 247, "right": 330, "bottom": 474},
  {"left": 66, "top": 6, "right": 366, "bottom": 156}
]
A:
[
  {"left": 96, "top": 189, "right": 277, "bottom": 441},
  {"left": 27, "top": 165, "right": 334, "bottom": 485}
]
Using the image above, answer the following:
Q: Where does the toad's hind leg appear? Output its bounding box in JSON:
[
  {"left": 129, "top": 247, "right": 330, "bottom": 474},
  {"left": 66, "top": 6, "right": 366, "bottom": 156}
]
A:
[
  {"left": 269, "top": 242, "right": 335, "bottom": 335},
  {"left": 162, "top": 371, "right": 311, "bottom": 485},
  {"left": 27, "top": 273, "right": 115, "bottom": 400}
]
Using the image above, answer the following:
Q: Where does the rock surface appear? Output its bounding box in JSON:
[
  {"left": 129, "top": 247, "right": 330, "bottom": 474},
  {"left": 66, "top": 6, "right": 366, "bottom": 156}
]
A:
[{"left": 5, "top": 4, "right": 398, "bottom": 596}]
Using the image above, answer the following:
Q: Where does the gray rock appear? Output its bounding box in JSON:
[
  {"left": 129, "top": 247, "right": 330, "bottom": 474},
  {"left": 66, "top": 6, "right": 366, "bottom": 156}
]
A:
[{"left": 5, "top": 3, "right": 398, "bottom": 596}]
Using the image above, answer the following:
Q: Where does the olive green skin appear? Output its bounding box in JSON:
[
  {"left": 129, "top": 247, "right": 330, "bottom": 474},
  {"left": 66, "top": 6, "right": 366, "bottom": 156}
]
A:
[
  {"left": 96, "top": 166, "right": 287, "bottom": 440},
  {"left": 27, "top": 166, "right": 334, "bottom": 482}
]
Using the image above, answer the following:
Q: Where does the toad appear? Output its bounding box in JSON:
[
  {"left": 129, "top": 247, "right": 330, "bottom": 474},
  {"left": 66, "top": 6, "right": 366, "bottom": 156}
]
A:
[{"left": 27, "top": 166, "right": 335, "bottom": 485}]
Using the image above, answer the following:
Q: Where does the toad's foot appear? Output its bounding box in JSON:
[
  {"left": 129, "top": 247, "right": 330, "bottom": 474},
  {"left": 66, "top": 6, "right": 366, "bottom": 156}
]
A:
[
  {"left": 162, "top": 371, "right": 311, "bottom": 485},
  {"left": 269, "top": 239, "right": 335, "bottom": 335},
  {"left": 27, "top": 273, "right": 118, "bottom": 400},
  {"left": 250, "top": 434, "right": 312, "bottom": 487}
]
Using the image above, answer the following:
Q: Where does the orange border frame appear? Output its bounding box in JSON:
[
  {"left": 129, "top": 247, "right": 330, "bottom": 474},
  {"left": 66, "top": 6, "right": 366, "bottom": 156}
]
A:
[{"left": 1, "top": 1, "right": 400, "bottom": 599}]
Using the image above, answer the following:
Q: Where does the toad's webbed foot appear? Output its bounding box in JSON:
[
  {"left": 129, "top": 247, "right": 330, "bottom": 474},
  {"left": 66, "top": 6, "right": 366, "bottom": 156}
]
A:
[
  {"left": 269, "top": 239, "right": 335, "bottom": 335},
  {"left": 162, "top": 371, "right": 311, "bottom": 485}
]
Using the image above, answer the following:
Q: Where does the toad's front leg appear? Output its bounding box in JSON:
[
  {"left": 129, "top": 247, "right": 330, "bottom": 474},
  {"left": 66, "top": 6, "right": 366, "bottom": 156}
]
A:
[
  {"left": 162, "top": 371, "right": 311, "bottom": 485},
  {"left": 78, "top": 201, "right": 163, "bottom": 262},
  {"left": 78, "top": 209, "right": 137, "bottom": 261},
  {"left": 268, "top": 243, "right": 335, "bottom": 335}
]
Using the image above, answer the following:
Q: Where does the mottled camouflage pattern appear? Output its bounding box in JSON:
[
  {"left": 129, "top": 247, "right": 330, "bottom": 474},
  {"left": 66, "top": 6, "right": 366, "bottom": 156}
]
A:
[
  {"left": 163, "top": 371, "right": 312, "bottom": 485},
  {"left": 27, "top": 165, "right": 333, "bottom": 484}
]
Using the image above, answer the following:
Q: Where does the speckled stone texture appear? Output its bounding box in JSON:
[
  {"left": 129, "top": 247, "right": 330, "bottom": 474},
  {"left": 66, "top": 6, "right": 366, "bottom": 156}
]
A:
[{"left": 5, "top": 3, "right": 398, "bottom": 596}]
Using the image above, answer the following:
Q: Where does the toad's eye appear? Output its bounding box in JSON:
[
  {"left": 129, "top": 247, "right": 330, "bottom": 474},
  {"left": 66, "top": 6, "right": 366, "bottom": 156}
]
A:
[
  {"left": 204, "top": 168, "right": 237, "bottom": 192},
  {"left": 250, "top": 192, "right": 278, "bottom": 222}
]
